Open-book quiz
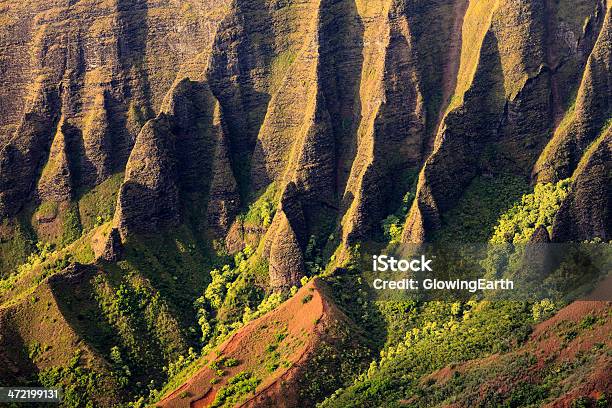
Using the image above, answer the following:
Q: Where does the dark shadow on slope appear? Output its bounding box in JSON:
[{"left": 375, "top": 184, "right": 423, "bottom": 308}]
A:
[
  {"left": 0, "top": 314, "right": 40, "bottom": 386},
  {"left": 207, "top": 0, "right": 275, "bottom": 200},
  {"left": 415, "top": 29, "right": 507, "bottom": 240},
  {"left": 318, "top": 0, "right": 364, "bottom": 200},
  {"left": 50, "top": 262, "right": 194, "bottom": 397}
]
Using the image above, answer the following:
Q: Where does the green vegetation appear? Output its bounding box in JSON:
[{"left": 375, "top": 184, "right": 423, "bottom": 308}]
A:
[
  {"left": 0, "top": 218, "right": 35, "bottom": 278},
  {"left": 77, "top": 173, "right": 124, "bottom": 231},
  {"left": 211, "top": 371, "right": 260, "bottom": 407},
  {"left": 38, "top": 350, "right": 115, "bottom": 407},
  {"left": 193, "top": 244, "right": 270, "bottom": 341},
  {"left": 243, "top": 183, "right": 277, "bottom": 228},
  {"left": 61, "top": 204, "right": 82, "bottom": 246},
  {"left": 435, "top": 174, "right": 529, "bottom": 243},
  {"left": 491, "top": 179, "right": 571, "bottom": 244},
  {"left": 381, "top": 191, "right": 414, "bottom": 244},
  {"left": 320, "top": 301, "right": 534, "bottom": 407},
  {"left": 378, "top": 170, "right": 418, "bottom": 245},
  {"left": 270, "top": 50, "right": 298, "bottom": 91},
  {"left": 242, "top": 291, "right": 285, "bottom": 324}
]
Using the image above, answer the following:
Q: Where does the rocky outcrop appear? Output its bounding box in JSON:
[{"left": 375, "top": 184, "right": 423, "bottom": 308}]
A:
[
  {"left": 534, "top": 2, "right": 612, "bottom": 183},
  {"left": 114, "top": 79, "right": 241, "bottom": 239},
  {"left": 0, "top": 85, "right": 62, "bottom": 217},
  {"left": 81, "top": 90, "right": 114, "bottom": 187},
  {"left": 0, "top": 0, "right": 231, "bottom": 218},
  {"left": 206, "top": 105, "right": 241, "bottom": 236},
  {"left": 402, "top": 0, "right": 605, "bottom": 243},
  {"left": 114, "top": 116, "right": 179, "bottom": 239},
  {"left": 266, "top": 183, "right": 308, "bottom": 290},
  {"left": 551, "top": 128, "right": 611, "bottom": 242},
  {"left": 37, "top": 117, "right": 73, "bottom": 203},
  {"left": 100, "top": 228, "right": 122, "bottom": 262}
]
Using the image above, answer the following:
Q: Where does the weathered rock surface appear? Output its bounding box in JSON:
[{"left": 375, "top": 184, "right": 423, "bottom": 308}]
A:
[
  {"left": 534, "top": 2, "right": 612, "bottom": 183},
  {"left": 267, "top": 182, "right": 307, "bottom": 290},
  {"left": 552, "top": 128, "right": 611, "bottom": 242},
  {"left": 0, "top": 0, "right": 610, "bottom": 287},
  {"left": 115, "top": 79, "right": 241, "bottom": 239},
  {"left": 403, "top": 0, "right": 608, "bottom": 243},
  {"left": 0, "top": 0, "right": 231, "bottom": 217},
  {"left": 114, "top": 115, "right": 179, "bottom": 238}
]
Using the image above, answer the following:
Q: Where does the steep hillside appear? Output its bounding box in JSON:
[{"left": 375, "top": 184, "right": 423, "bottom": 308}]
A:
[
  {"left": 158, "top": 279, "right": 372, "bottom": 408},
  {"left": 321, "top": 300, "right": 611, "bottom": 407}
]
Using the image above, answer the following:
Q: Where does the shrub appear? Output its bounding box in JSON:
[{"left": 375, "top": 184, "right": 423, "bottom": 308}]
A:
[
  {"left": 381, "top": 191, "right": 414, "bottom": 244},
  {"left": 211, "top": 372, "right": 260, "bottom": 407},
  {"left": 223, "top": 358, "right": 239, "bottom": 368},
  {"left": 491, "top": 179, "right": 571, "bottom": 244}
]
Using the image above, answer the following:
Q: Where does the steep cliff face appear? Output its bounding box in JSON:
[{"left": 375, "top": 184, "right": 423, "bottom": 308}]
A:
[
  {"left": 0, "top": 0, "right": 231, "bottom": 219},
  {"left": 551, "top": 127, "right": 611, "bottom": 241},
  {"left": 403, "top": 0, "right": 611, "bottom": 243},
  {"left": 1, "top": 0, "right": 610, "bottom": 283},
  {"left": 115, "top": 79, "right": 241, "bottom": 239}
]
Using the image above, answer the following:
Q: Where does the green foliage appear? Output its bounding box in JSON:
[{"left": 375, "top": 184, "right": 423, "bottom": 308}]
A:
[
  {"left": 164, "top": 348, "right": 198, "bottom": 379},
  {"left": 17, "top": 242, "right": 58, "bottom": 274},
  {"left": 532, "top": 299, "right": 555, "bottom": 322},
  {"left": 222, "top": 357, "right": 239, "bottom": 368},
  {"left": 320, "top": 301, "right": 534, "bottom": 407},
  {"left": 596, "top": 394, "right": 609, "bottom": 408},
  {"left": 193, "top": 245, "right": 269, "bottom": 342},
  {"left": 323, "top": 274, "right": 385, "bottom": 349},
  {"left": 435, "top": 175, "right": 529, "bottom": 243},
  {"left": 92, "top": 272, "right": 188, "bottom": 385},
  {"left": 27, "top": 341, "right": 49, "bottom": 361},
  {"left": 38, "top": 350, "right": 108, "bottom": 408},
  {"left": 297, "top": 320, "right": 372, "bottom": 404},
  {"left": 242, "top": 291, "right": 286, "bottom": 324},
  {"left": 61, "top": 204, "right": 83, "bottom": 247},
  {"left": 301, "top": 294, "right": 313, "bottom": 304},
  {"left": 342, "top": 244, "right": 362, "bottom": 271},
  {"left": 305, "top": 235, "right": 325, "bottom": 275},
  {"left": 243, "top": 183, "right": 277, "bottom": 227},
  {"left": 205, "top": 265, "right": 240, "bottom": 310},
  {"left": 0, "top": 218, "right": 35, "bottom": 278},
  {"left": 381, "top": 191, "right": 414, "bottom": 244},
  {"left": 211, "top": 371, "right": 260, "bottom": 408},
  {"left": 77, "top": 173, "right": 124, "bottom": 231},
  {"left": 491, "top": 179, "right": 571, "bottom": 244}
]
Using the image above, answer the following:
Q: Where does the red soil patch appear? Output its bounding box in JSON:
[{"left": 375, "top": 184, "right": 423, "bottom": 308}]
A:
[
  {"left": 158, "top": 279, "right": 333, "bottom": 408},
  {"left": 421, "top": 301, "right": 612, "bottom": 406},
  {"left": 544, "top": 355, "right": 612, "bottom": 408}
]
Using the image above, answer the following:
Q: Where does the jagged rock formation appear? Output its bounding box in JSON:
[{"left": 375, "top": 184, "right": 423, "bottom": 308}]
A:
[
  {"left": 0, "top": 1, "right": 611, "bottom": 407},
  {"left": 403, "top": 0, "right": 611, "bottom": 243},
  {"left": 266, "top": 183, "right": 308, "bottom": 290},
  {"left": 552, "top": 128, "right": 611, "bottom": 241},
  {"left": 114, "top": 79, "right": 240, "bottom": 239},
  {"left": 115, "top": 115, "right": 180, "bottom": 238},
  {"left": 0, "top": 0, "right": 231, "bottom": 218},
  {"left": 1, "top": 0, "right": 611, "bottom": 285},
  {"left": 534, "top": 3, "right": 612, "bottom": 182},
  {"left": 101, "top": 228, "right": 122, "bottom": 262}
]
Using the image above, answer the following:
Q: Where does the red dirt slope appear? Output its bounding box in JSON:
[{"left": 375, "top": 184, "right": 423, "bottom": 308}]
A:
[
  {"left": 423, "top": 301, "right": 612, "bottom": 407},
  {"left": 158, "top": 278, "right": 357, "bottom": 408}
]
